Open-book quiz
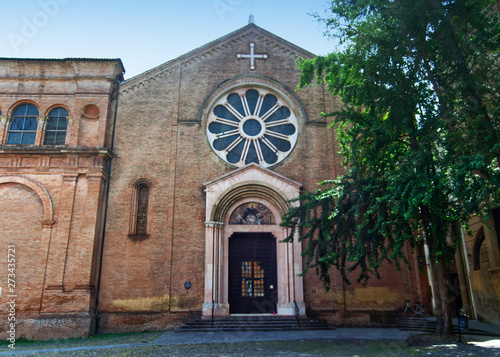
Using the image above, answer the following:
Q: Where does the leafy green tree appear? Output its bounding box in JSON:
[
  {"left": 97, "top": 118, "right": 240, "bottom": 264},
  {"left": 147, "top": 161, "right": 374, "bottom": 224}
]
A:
[{"left": 283, "top": 0, "right": 500, "bottom": 335}]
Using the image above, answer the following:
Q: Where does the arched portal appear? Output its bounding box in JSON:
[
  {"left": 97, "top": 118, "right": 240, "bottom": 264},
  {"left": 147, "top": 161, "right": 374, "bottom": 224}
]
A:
[{"left": 202, "top": 164, "right": 305, "bottom": 317}]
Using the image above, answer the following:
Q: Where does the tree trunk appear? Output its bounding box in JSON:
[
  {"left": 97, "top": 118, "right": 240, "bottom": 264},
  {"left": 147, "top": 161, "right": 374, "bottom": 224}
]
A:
[
  {"left": 420, "top": 203, "right": 454, "bottom": 336},
  {"left": 429, "top": 257, "right": 454, "bottom": 336}
]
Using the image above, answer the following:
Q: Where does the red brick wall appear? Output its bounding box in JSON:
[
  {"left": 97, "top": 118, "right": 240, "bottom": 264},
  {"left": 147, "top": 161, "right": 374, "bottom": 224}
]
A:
[
  {"left": 99, "top": 25, "right": 429, "bottom": 332},
  {"left": 0, "top": 183, "right": 44, "bottom": 312},
  {"left": 0, "top": 59, "right": 123, "bottom": 339}
]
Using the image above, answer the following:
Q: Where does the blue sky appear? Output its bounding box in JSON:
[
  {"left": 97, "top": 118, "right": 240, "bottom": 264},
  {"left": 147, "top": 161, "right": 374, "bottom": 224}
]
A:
[{"left": 1, "top": 0, "right": 336, "bottom": 79}]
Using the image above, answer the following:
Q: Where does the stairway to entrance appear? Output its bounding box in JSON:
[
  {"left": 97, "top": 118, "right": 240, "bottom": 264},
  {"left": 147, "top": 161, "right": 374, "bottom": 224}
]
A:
[
  {"left": 395, "top": 317, "right": 500, "bottom": 337},
  {"left": 175, "top": 316, "right": 335, "bottom": 333},
  {"left": 369, "top": 317, "right": 500, "bottom": 337}
]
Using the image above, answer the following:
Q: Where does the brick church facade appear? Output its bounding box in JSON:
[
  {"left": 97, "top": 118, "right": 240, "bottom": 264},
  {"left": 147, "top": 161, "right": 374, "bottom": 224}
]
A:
[{"left": 0, "top": 23, "right": 442, "bottom": 339}]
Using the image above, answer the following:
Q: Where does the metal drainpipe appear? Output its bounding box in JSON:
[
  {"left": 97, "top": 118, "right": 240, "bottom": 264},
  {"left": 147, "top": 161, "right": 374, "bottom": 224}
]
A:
[{"left": 94, "top": 74, "right": 123, "bottom": 327}]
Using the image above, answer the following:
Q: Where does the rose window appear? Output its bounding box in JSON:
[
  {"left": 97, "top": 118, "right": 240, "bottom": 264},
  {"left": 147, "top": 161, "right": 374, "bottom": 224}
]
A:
[{"left": 207, "top": 88, "right": 298, "bottom": 167}]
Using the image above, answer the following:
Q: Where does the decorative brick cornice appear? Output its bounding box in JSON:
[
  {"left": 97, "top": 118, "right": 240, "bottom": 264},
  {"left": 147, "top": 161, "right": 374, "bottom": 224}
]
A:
[
  {"left": 120, "top": 68, "right": 175, "bottom": 96},
  {"left": 181, "top": 33, "right": 248, "bottom": 68},
  {"left": 0, "top": 147, "right": 113, "bottom": 158}
]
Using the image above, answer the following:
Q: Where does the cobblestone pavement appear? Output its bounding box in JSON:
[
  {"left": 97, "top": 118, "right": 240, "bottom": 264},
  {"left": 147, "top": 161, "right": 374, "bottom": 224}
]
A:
[{"left": 0, "top": 319, "right": 499, "bottom": 356}]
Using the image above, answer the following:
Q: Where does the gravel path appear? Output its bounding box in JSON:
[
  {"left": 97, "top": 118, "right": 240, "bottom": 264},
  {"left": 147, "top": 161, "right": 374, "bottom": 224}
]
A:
[{"left": 0, "top": 332, "right": 499, "bottom": 356}]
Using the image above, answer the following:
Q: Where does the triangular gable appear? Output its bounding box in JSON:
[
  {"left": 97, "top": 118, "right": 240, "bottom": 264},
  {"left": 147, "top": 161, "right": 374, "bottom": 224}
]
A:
[
  {"left": 122, "top": 23, "right": 316, "bottom": 89},
  {"left": 204, "top": 162, "right": 302, "bottom": 192}
]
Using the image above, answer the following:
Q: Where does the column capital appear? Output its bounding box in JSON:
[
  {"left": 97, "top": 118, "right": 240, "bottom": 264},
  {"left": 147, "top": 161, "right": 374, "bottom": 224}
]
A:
[
  {"left": 0, "top": 115, "right": 11, "bottom": 126},
  {"left": 41, "top": 219, "right": 56, "bottom": 227},
  {"left": 62, "top": 172, "right": 79, "bottom": 182},
  {"left": 205, "top": 221, "right": 224, "bottom": 228}
]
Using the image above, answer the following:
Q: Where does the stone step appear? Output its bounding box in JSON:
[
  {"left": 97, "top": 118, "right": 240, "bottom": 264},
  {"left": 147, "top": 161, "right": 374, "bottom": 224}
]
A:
[
  {"left": 175, "top": 317, "right": 334, "bottom": 333},
  {"left": 396, "top": 317, "right": 500, "bottom": 337}
]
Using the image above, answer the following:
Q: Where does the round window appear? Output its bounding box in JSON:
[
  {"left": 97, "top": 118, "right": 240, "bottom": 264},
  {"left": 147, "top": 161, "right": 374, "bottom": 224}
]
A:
[{"left": 206, "top": 88, "right": 298, "bottom": 167}]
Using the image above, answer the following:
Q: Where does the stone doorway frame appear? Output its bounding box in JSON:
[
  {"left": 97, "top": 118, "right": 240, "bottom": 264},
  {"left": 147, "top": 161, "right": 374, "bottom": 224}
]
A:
[{"left": 202, "top": 163, "right": 305, "bottom": 317}]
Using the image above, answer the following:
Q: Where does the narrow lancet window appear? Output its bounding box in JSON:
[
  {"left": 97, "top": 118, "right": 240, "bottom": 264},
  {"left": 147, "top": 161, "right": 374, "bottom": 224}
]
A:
[
  {"left": 136, "top": 185, "right": 149, "bottom": 235},
  {"left": 129, "top": 180, "right": 152, "bottom": 240}
]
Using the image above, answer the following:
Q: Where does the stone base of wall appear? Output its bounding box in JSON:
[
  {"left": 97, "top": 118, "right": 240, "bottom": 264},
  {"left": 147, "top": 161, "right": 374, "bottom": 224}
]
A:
[
  {"left": 310, "top": 310, "right": 398, "bottom": 326},
  {"left": 97, "top": 311, "right": 201, "bottom": 334},
  {"left": 0, "top": 312, "right": 95, "bottom": 340},
  {"left": 1, "top": 309, "right": 403, "bottom": 340}
]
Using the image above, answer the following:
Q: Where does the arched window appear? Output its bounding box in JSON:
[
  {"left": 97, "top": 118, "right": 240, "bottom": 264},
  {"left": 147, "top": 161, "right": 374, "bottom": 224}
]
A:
[
  {"left": 44, "top": 107, "right": 68, "bottom": 145},
  {"left": 129, "top": 180, "right": 152, "bottom": 240},
  {"left": 136, "top": 185, "right": 150, "bottom": 235},
  {"left": 474, "top": 228, "right": 486, "bottom": 271},
  {"left": 7, "top": 104, "right": 39, "bottom": 145},
  {"left": 493, "top": 207, "right": 500, "bottom": 250}
]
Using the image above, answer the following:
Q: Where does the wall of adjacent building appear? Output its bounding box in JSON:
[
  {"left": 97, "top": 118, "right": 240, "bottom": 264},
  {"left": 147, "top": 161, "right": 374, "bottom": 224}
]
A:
[
  {"left": 462, "top": 215, "right": 500, "bottom": 324},
  {"left": 0, "top": 59, "right": 123, "bottom": 339}
]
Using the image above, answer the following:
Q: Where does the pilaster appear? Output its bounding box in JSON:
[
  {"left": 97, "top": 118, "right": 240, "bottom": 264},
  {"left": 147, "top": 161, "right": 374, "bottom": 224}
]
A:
[
  {"left": 35, "top": 116, "right": 47, "bottom": 146},
  {"left": 202, "top": 221, "right": 227, "bottom": 317},
  {"left": 0, "top": 115, "right": 11, "bottom": 145},
  {"left": 43, "top": 173, "right": 78, "bottom": 292}
]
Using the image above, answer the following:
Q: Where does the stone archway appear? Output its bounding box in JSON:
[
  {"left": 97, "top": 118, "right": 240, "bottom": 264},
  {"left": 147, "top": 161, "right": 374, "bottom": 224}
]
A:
[{"left": 202, "top": 163, "right": 305, "bottom": 317}]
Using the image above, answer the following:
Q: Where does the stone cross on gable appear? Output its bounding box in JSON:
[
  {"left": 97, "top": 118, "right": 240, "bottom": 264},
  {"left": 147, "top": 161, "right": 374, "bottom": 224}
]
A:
[{"left": 236, "top": 43, "right": 268, "bottom": 71}]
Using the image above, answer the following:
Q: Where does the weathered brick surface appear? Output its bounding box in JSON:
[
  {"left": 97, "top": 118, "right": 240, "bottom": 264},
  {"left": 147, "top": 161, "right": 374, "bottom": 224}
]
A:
[
  {"left": 462, "top": 216, "right": 500, "bottom": 325},
  {"left": 0, "top": 59, "right": 123, "bottom": 340},
  {"left": 0, "top": 184, "right": 44, "bottom": 312}
]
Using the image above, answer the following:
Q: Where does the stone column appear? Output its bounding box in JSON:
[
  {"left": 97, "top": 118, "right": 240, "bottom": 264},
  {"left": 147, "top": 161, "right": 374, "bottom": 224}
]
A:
[
  {"left": 202, "top": 221, "right": 228, "bottom": 317},
  {"left": 35, "top": 116, "right": 47, "bottom": 146},
  {"left": 277, "top": 227, "right": 305, "bottom": 317},
  {"left": 65, "top": 116, "right": 73, "bottom": 146},
  {"left": 292, "top": 228, "right": 306, "bottom": 316},
  {"left": 0, "top": 116, "right": 11, "bottom": 145}
]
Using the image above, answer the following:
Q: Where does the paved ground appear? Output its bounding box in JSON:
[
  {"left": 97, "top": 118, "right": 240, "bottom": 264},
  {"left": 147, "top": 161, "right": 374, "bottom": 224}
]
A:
[
  {"left": 0, "top": 318, "right": 499, "bottom": 356},
  {"left": 154, "top": 317, "right": 500, "bottom": 345},
  {"left": 154, "top": 327, "right": 416, "bottom": 346},
  {"left": 464, "top": 319, "right": 500, "bottom": 336}
]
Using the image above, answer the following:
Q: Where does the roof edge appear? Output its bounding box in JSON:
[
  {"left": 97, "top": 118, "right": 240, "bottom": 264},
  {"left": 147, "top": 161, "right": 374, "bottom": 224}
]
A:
[
  {"left": 0, "top": 57, "right": 125, "bottom": 81},
  {"left": 122, "top": 23, "right": 317, "bottom": 84}
]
